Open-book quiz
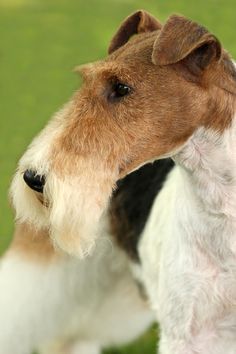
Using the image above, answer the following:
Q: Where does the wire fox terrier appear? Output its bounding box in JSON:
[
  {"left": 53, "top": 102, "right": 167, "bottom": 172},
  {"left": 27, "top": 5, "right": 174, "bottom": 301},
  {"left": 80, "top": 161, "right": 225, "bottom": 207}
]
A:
[{"left": 1, "top": 9, "right": 236, "bottom": 354}]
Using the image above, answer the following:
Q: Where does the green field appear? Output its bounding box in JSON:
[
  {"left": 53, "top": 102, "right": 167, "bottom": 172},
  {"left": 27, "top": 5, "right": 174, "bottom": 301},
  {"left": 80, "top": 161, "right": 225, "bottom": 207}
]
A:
[{"left": 0, "top": 0, "right": 236, "bottom": 352}]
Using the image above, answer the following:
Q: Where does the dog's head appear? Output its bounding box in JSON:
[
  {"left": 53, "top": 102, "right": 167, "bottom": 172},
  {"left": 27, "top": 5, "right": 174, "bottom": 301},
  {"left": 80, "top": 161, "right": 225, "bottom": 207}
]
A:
[{"left": 11, "top": 11, "right": 236, "bottom": 257}]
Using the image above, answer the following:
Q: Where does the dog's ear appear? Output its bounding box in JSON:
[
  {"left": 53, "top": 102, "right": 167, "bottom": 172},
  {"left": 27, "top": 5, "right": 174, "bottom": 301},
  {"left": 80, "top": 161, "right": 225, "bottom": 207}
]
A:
[
  {"left": 152, "top": 15, "right": 222, "bottom": 76},
  {"left": 108, "top": 10, "right": 162, "bottom": 54}
]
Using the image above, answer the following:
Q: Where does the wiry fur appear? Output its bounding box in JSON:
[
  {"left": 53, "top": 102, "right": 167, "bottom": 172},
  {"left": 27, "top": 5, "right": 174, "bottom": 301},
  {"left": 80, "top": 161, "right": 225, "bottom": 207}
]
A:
[
  {"left": 140, "top": 123, "right": 236, "bottom": 353},
  {"left": 3, "top": 9, "right": 236, "bottom": 354}
]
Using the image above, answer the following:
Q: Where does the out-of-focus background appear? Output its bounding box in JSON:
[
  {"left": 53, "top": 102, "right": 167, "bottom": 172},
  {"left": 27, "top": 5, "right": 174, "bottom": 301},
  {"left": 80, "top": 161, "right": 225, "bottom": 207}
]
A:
[{"left": 0, "top": 0, "right": 235, "bottom": 352}]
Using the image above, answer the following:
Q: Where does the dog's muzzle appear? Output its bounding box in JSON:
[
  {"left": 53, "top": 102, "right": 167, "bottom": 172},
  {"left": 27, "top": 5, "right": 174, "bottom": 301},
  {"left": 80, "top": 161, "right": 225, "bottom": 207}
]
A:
[{"left": 23, "top": 170, "right": 45, "bottom": 193}]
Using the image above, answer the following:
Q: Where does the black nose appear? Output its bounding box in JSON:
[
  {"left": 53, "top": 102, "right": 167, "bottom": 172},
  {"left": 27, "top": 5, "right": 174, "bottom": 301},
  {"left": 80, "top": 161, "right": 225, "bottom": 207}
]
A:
[{"left": 23, "top": 170, "right": 45, "bottom": 193}]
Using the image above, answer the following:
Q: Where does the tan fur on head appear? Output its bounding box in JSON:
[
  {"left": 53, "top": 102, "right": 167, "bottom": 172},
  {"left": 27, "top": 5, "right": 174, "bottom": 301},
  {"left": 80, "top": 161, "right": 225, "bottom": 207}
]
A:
[{"left": 10, "top": 11, "right": 236, "bottom": 258}]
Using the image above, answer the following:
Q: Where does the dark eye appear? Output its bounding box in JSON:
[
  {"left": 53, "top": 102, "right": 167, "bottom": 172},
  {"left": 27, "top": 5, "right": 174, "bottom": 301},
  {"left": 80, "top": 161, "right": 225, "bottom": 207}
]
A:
[{"left": 109, "top": 82, "right": 131, "bottom": 101}]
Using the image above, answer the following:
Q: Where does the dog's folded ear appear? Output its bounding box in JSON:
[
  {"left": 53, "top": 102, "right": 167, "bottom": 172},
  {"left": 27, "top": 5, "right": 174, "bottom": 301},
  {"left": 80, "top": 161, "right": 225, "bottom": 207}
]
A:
[
  {"left": 108, "top": 10, "right": 162, "bottom": 54},
  {"left": 152, "top": 15, "right": 222, "bottom": 76}
]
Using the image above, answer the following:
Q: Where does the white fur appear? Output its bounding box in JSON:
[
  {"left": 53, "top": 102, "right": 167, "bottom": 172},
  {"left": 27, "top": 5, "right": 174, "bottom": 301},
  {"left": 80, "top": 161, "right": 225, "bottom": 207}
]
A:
[
  {"left": 40, "top": 341, "right": 101, "bottom": 354},
  {"left": 9, "top": 63, "right": 236, "bottom": 354},
  {"left": 10, "top": 104, "right": 70, "bottom": 231},
  {"left": 44, "top": 160, "right": 118, "bottom": 257},
  {"left": 139, "top": 121, "right": 236, "bottom": 353},
  {"left": 0, "top": 222, "right": 153, "bottom": 354}
]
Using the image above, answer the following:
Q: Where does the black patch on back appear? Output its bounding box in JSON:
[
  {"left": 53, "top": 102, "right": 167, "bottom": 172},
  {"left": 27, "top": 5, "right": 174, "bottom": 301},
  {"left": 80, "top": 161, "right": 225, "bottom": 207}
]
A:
[{"left": 110, "top": 158, "right": 175, "bottom": 262}]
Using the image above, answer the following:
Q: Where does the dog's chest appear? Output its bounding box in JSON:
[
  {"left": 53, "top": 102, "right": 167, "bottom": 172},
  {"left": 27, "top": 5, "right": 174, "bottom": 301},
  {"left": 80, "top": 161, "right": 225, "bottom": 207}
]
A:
[
  {"left": 154, "top": 227, "right": 236, "bottom": 343},
  {"left": 168, "top": 210, "right": 236, "bottom": 335},
  {"left": 190, "top": 257, "right": 236, "bottom": 325}
]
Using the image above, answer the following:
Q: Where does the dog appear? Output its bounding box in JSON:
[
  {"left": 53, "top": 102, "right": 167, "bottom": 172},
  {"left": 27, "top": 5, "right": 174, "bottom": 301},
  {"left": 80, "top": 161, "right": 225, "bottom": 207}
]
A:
[{"left": 2, "top": 8, "right": 236, "bottom": 354}]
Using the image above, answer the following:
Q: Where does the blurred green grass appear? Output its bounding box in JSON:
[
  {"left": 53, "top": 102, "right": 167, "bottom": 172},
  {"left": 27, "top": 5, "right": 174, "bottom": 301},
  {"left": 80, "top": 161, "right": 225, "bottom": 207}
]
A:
[{"left": 0, "top": 0, "right": 236, "bottom": 353}]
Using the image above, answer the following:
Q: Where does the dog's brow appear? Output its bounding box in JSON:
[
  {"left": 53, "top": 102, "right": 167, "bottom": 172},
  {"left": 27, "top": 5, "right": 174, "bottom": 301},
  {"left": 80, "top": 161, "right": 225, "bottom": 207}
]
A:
[{"left": 74, "top": 62, "right": 134, "bottom": 86}]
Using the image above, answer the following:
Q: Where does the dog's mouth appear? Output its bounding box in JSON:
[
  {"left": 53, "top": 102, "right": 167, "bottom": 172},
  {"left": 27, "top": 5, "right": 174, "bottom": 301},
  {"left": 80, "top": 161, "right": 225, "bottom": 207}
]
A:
[{"left": 36, "top": 192, "right": 49, "bottom": 207}]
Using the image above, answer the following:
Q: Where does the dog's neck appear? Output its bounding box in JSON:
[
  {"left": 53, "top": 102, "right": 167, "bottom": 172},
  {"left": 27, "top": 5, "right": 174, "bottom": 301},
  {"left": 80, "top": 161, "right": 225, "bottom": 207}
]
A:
[
  {"left": 175, "top": 118, "right": 236, "bottom": 220},
  {"left": 172, "top": 119, "right": 236, "bottom": 264}
]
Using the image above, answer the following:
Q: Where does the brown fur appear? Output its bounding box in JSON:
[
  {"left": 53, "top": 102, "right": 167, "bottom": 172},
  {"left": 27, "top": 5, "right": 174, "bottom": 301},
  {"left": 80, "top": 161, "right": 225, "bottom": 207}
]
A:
[
  {"left": 52, "top": 18, "right": 236, "bottom": 179},
  {"left": 8, "top": 223, "right": 59, "bottom": 262}
]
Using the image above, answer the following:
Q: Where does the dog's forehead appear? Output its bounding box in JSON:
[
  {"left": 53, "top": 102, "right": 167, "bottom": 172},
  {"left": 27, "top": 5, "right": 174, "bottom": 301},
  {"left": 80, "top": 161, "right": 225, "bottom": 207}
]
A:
[
  {"left": 91, "top": 31, "right": 160, "bottom": 82},
  {"left": 75, "top": 31, "right": 159, "bottom": 83},
  {"left": 77, "top": 31, "right": 160, "bottom": 84}
]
